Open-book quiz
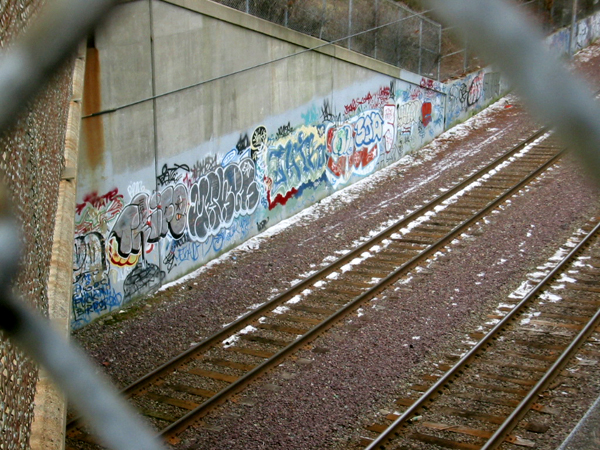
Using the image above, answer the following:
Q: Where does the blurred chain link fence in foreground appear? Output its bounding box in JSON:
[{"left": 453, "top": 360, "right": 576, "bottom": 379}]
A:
[
  {"left": 0, "top": 1, "right": 74, "bottom": 447},
  {"left": 2, "top": 0, "right": 600, "bottom": 449}
]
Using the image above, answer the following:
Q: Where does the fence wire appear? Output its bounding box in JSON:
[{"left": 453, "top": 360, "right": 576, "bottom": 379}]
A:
[
  {"left": 2, "top": 0, "right": 600, "bottom": 450},
  {"left": 213, "top": 0, "right": 600, "bottom": 80},
  {"left": 0, "top": 2, "right": 164, "bottom": 450},
  {"left": 214, "top": 0, "right": 444, "bottom": 79}
]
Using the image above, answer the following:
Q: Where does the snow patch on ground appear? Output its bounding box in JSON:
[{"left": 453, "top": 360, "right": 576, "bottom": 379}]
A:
[{"left": 158, "top": 95, "right": 519, "bottom": 293}]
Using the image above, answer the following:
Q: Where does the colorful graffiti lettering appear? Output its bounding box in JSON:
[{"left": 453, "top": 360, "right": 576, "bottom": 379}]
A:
[
  {"left": 110, "top": 183, "right": 188, "bottom": 258},
  {"left": 188, "top": 157, "right": 259, "bottom": 242},
  {"left": 344, "top": 85, "right": 393, "bottom": 116},
  {"left": 75, "top": 188, "right": 124, "bottom": 235},
  {"left": 72, "top": 275, "right": 122, "bottom": 326},
  {"left": 265, "top": 125, "right": 327, "bottom": 209},
  {"left": 325, "top": 110, "right": 383, "bottom": 187},
  {"left": 76, "top": 188, "right": 121, "bottom": 215},
  {"left": 72, "top": 76, "right": 494, "bottom": 328},
  {"left": 420, "top": 77, "right": 442, "bottom": 91}
]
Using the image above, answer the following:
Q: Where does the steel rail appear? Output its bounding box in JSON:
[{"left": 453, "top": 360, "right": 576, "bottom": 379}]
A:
[
  {"left": 158, "top": 133, "right": 567, "bottom": 441},
  {"left": 365, "top": 219, "right": 600, "bottom": 450},
  {"left": 66, "top": 126, "right": 561, "bottom": 443},
  {"left": 482, "top": 274, "right": 600, "bottom": 449},
  {"left": 82, "top": 127, "right": 550, "bottom": 405}
]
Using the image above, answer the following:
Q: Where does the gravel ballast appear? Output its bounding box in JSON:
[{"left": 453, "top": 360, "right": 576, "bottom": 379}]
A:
[{"left": 72, "top": 44, "right": 600, "bottom": 449}]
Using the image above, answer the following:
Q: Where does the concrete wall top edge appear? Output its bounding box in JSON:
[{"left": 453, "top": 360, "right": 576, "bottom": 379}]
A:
[{"left": 160, "top": 0, "right": 419, "bottom": 87}]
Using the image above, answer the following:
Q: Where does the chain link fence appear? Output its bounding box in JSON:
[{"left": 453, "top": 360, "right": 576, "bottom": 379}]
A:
[
  {"left": 2, "top": 1, "right": 600, "bottom": 449},
  {"left": 0, "top": 0, "right": 74, "bottom": 447},
  {"left": 215, "top": 0, "right": 443, "bottom": 79},
  {"left": 440, "top": 0, "right": 600, "bottom": 80},
  {"left": 213, "top": 0, "right": 600, "bottom": 81}
]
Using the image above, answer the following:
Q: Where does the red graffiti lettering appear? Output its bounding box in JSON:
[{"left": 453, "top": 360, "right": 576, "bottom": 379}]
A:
[
  {"left": 76, "top": 188, "right": 121, "bottom": 215},
  {"left": 421, "top": 102, "right": 432, "bottom": 127}
]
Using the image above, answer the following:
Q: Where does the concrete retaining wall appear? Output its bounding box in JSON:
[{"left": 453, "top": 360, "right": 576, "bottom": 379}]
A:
[{"left": 72, "top": 0, "right": 596, "bottom": 329}]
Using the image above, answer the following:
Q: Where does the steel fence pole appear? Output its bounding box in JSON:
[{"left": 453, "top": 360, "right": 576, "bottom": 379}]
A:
[
  {"left": 570, "top": 0, "right": 579, "bottom": 56},
  {"left": 437, "top": 24, "right": 442, "bottom": 80},
  {"left": 348, "top": 0, "right": 353, "bottom": 50},
  {"left": 463, "top": 34, "right": 468, "bottom": 73},
  {"left": 418, "top": 18, "right": 423, "bottom": 75},
  {"left": 319, "top": 0, "right": 326, "bottom": 39},
  {"left": 0, "top": 0, "right": 168, "bottom": 448},
  {"left": 374, "top": 0, "right": 379, "bottom": 59},
  {"left": 397, "top": 8, "right": 403, "bottom": 67}
]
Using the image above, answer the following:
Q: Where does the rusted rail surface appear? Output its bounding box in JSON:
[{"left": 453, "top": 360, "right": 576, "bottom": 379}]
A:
[
  {"left": 363, "top": 217, "right": 600, "bottom": 449},
  {"left": 67, "top": 127, "right": 569, "bottom": 446}
]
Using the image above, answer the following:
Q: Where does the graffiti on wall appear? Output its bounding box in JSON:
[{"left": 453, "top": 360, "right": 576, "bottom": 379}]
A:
[
  {"left": 75, "top": 189, "right": 124, "bottom": 235},
  {"left": 73, "top": 76, "right": 474, "bottom": 328},
  {"left": 343, "top": 85, "right": 393, "bottom": 116},
  {"left": 264, "top": 125, "right": 327, "bottom": 209},
  {"left": 445, "top": 71, "right": 487, "bottom": 126},
  {"left": 483, "top": 72, "right": 501, "bottom": 101},
  {"left": 576, "top": 20, "right": 590, "bottom": 51},
  {"left": 188, "top": 156, "right": 259, "bottom": 241},
  {"left": 325, "top": 110, "right": 383, "bottom": 188},
  {"left": 72, "top": 230, "right": 122, "bottom": 327},
  {"left": 109, "top": 184, "right": 188, "bottom": 262}
]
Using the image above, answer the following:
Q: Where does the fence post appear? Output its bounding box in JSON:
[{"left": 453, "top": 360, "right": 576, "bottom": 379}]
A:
[
  {"left": 246, "top": 0, "right": 250, "bottom": 14},
  {"left": 374, "top": 0, "right": 379, "bottom": 59},
  {"left": 348, "top": 0, "right": 353, "bottom": 50},
  {"left": 319, "top": 0, "right": 326, "bottom": 39},
  {"left": 397, "top": 8, "right": 403, "bottom": 67},
  {"left": 463, "top": 34, "right": 468, "bottom": 74},
  {"left": 418, "top": 17, "right": 423, "bottom": 75},
  {"left": 569, "top": 0, "right": 578, "bottom": 56},
  {"left": 437, "top": 24, "right": 442, "bottom": 80}
]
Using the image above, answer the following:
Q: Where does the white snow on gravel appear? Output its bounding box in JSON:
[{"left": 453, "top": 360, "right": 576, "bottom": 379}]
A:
[{"left": 158, "top": 95, "right": 521, "bottom": 294}]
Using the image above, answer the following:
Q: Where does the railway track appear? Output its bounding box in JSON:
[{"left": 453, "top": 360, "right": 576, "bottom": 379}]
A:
[
  {"left": 362, "top": 216, "right": 600, "bottom": 450},
  {"left": 66, "top": 127, "right": 570, "bottom": 447}
]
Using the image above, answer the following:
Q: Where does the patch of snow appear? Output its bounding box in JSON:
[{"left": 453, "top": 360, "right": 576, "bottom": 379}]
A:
[
  {"left": 540, "top": 292, "right": 562, "bottom": 302},
  {"left": 509, "top": 281, "right": 533, "bottom": 299},
  {"left": 272, "top": 306, "right": 290, "bottom": 314},
  {"left": 286, "top": 295, "right": 303, "bottom": 305}
]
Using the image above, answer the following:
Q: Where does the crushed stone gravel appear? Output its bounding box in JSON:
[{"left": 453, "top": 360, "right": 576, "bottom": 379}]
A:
[{"left": 71, "top": 43, "right": 600, "bottom": 450}]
